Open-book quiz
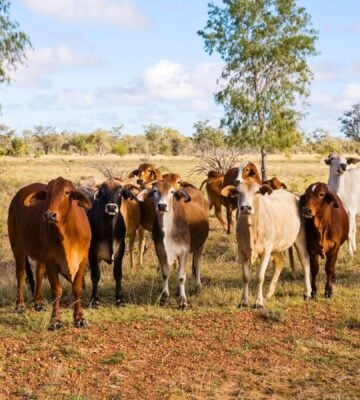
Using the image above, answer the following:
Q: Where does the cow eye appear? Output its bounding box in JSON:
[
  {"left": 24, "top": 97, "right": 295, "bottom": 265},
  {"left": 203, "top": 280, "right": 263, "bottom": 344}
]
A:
[
  {"left": 65, "top": 190, "right": 71, "bottom": 196},
  {"left": 170, "top": 190, "right": 175, "bottom": 194},
  {"left": 319, "top": 193, "right": 325, "bottom": 197}
]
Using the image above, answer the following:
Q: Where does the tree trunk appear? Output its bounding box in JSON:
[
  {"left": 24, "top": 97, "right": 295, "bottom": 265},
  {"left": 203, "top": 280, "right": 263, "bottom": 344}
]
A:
[{"left": 261, "top": 147, "right": 267, "bottom": 181}]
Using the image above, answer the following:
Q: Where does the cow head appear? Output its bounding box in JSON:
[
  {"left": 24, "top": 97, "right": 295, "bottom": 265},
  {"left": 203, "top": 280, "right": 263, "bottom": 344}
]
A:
[
  {"left": 24, "top": 177, "right": 91, "bottom": 224},
  {"left": 94, "top": 179, "right": 133, "bottom": 216},
  {"left": 301, "top": 182, "right": 339, "bottom": 219},
  {"left": 222, "top": 177, "right": 272, "bottom": 215},
  {"left": 134, "top": 163, "right": 162, "bottom": 185},
  {"left": 162, "top": 172, "right": 182, "bottom": 190},
  {"left": 234, "top": 161, "right": 261, "bottom": 186},
  {"left": 137, "top": 180, "right": 191, "bottom": 213},
  {"left": 324, "top": 153, "right": 360, "bottom": 176}
]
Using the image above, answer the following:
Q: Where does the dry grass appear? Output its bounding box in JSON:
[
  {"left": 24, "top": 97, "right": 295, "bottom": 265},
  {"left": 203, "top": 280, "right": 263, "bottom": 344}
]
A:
[{"left": 0, "top": 154, "right": 359, "bottom": 400}]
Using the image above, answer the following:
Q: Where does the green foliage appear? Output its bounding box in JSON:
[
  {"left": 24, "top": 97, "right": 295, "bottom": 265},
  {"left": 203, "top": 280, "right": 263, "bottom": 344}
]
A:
[
  {"left": 0, "top": 0, "right": 32, "bottom": 84},
  {"left": 339, "top": 103, "right": 360, "bottom": 142},
  {"left": 112, "top": 141, "right": 128, "bottom": 156},
  {"left": 198, "top": 0, "right": 318, "bottom": 153},
  {"left": 0, "top": 124, "right": 26, "bottom": 156},
  {"left": 192, "top": 120, "right": 226, "bottom": 155}
]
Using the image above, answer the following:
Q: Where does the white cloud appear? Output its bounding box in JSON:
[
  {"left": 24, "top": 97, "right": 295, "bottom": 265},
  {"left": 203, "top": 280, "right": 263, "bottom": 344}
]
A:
[
  {"left": 341, "top": 83, "right": 360, "bottom": 102},
  {"left": 9, "top": 44, "right": 101, "bottom": 87},
  {"left": 24, "top": 0, "right": 149, "bottom": 29}
]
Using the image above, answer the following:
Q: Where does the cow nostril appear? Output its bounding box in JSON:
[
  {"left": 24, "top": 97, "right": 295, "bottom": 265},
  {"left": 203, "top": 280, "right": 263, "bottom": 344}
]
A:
[
  {"left": 137, "top": 179, "right": 143, "bottom": 185},
  {"left": 234, "top": 180, "right": 240, "bottom": 185}
]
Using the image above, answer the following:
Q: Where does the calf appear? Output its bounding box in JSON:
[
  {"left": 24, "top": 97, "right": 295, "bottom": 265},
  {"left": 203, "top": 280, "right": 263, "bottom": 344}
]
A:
[
  {"left": 138, "top": 181, "right": 209, "bottom": 309},
  {"left": 325, "top": 153, "right": 360, "bottom": 256},
  {"left": 222, "top": 178, "right": 311, "bottom": 307},
  {"left": 263, "top": 177, "right": 287, "bottom": 190},
  {"left": 300, "top": 182, "right": 349, "bottom": 298},
  {"left": 129, "top": 163, "right": 162, "bottom": 185},
  {"left": 8, "top": 177, "right": 92, "bottom": 330},
  {"left": 87, "top": 179, "right": 133, "bottom": 307}
]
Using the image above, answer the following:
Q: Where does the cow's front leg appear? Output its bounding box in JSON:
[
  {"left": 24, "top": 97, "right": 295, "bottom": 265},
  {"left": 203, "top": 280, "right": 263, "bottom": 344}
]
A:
[
  {"left": 255, "top": 250, "right": 271, "bottom": 308},
  {"left": 310, "top": 253, "right": 319, "bottom": 299},
  {"left": 114, "top": 240, "right": 126, "bottom": 307},
  {"left": 192, "top": 246, "right": 203, "bottom": 294},
  {"left": 177, "top": 251, "right": 189, "bottom": 310},
  {"left": 239, "top": 261, "right": 250, "bottom": 307},
  {"left": 324, "top": 248, "right": 339, "bottom": 299},
  {"left": 89, "top": 248, "right": 101, "bottom": 308},
  {"left": 34, "top": 262, "right": 46, "bottom": 311},
  {"left": 73, "top": 260, "right": 88, "bottom": 328},
  {"left": 159, "top": 261, "right": 170, "bottom": 306}
]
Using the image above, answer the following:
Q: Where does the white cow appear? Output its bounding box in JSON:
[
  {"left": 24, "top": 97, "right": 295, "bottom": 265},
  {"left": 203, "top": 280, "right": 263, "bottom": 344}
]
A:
[
  {"left": 222, "top": 178, "right": 312, "bottom": 308},
  {"left": 325, "top": 153, "right": 360, "bottom": 256}
]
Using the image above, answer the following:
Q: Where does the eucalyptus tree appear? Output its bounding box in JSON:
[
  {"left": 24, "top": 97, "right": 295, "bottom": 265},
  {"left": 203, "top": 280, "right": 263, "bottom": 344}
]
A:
[
  {"left": 198, "top": 0, "right": 318, "bottom": 179},
  {"left": 339, "top": 103, "right": 360, "bottom": 142}
]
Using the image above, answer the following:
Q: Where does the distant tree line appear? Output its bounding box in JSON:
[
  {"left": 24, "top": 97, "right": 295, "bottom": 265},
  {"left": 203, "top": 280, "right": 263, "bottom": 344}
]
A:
[{"left": 0, "top": 120, "right": 359, "bottom": 158}]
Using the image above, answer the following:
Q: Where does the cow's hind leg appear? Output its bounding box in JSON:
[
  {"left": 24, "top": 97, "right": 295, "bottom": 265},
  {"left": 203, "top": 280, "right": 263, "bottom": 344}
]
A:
[
  {"left": 114, "top": 240, "right": 126, "bottom": 307},
  {"left": 309, "top": 254, "right": 319, "bottom": 299},
  {"left": 192, "top": 246, "right": 203, "bottom": 294},
  {"left": 138, "top": 226, "right": 146, "bottom": 267},
  {"left": 324, "top": 247, "right": 339, "bottom": 299},
  {"left": 89, "top": 249, "right": 101, "bottom": 308},
  {"left": 47, "top": 265, "right": 63, "bottom": 331},
  {"left": 34, "top": 262, "right": 46, "bottom": 311},
  {"left": 128, "top": 232, "right": 136, "bottom": 269},
  {"left": 294, "top": 228, "right": 312, "bottom": 300},
  {"left": 266, "top": 252, "right": 284, "bottom": 299},
  {"left": 73, "top": 260, "right": 88, "bottom": 328},
  {"left": 14, "top": 252, "right": 27, "bottom": 313},
  {"left": 225, "top": 203, "right": 232, "bottom": 235},
  {"left": 213, "top": 198, "right": 226, "bottom": 230}
]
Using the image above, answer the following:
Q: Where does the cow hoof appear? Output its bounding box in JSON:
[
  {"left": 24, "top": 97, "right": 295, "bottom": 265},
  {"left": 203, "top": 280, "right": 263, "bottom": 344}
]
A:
[
  {"left": 311, "top": 291, "right": 317, "bottom": 300},
  {"left": 74, "top": 319, "right": 88, "bottom": 328},
  {"left": 116, "top": 299, "right": 126, "bottom": 308},
  {"left": 194, "top": 285, "right": 202, "bottom": 295},
  {"left": 178, "top": 303, "right": 188, "bottom": 311},
  {"left": 34, "top": 303, "right": 46, "bottom": 312},
  {"left": 14, "top": 305, "right": 25, "bottom": 314},
  {"left": 89, "top": 298, "right": 101, "bottom": 309},
  {"left": 324, "top": 292, "right": 333, "bottom": 299},
  {"left": 303, "top": 294, "right": 311, "bottom": 301},
  {"left": 48, "top": 321, "right": 64, "bottom": 331},
  {"left": 254, "top": 304, "right": 264, "bottom": 310},
  {"left": 238, "top": 302, "right": 249, "bottom": 308},
  {"left": 160, "top": 293, "right": 169, "bottom": 307}
]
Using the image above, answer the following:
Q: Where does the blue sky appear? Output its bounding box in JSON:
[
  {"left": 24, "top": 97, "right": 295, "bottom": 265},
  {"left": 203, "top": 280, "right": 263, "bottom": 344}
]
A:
[{"left": 0, "top": 0, "right": 359, "bottom": 136}]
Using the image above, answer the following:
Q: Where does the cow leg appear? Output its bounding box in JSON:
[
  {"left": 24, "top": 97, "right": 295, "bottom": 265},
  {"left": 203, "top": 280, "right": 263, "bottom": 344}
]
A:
[
  {"left": 294, "top": 229, "right": 312, "bottom": 300},
  {"left": 192, "top": 246, "right": 203, "bottom": 294},
  {"left": 34, "top": 262, "right": 46, "bottom": 311},
  {"left": 225, "top": 203, "right": 232, "bottom": 234},
  {"left": 47, "top": 266, "right": 63, "bottom": 331},
  {"left": 239, "top": 261, "right": 251, "bottom": 307},
  {"left": 128, "top": 233, "right": 136, "bottom": 269},
  {"left": 177, "top": 252, "right": 189, "bottom": 310},
  {"left": 114, "top": 239, "right": 126, "bottom": 307},
  {"left": 89, "top": 249, "right": 101, "bottom": 308},
  {"left": 254, "top": 249, "right": 272, "bottom": 308},
  {"left": 348, "top": 212, "right": 356, "bottom": 256},
  {"left": 324, "top": 248, "right": 339, "bottom": 299},
  {"left": 73, "top": 260, "right": 88, "bottom": 328},
  {"left": 138, "top": 226, "right": 146, "bottom": 267},
  {"left": 309, "top": 254, "right": 319, "bottom": 300},
  {"left": 14, "top": 252, "right": 27, "bottom": 313},
  {"left": 266, "top": 252, "right": 284, "bottom": 299},
  {"left": 213, "top": 198, "right": 226, "bottom": 230},
  {"left": 159, "top": 261, "right": 170, "bottom": 306}
]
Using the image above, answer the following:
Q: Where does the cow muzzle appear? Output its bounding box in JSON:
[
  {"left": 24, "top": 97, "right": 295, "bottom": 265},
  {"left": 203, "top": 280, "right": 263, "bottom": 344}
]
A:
[
  {"left": 157, "top": 203, "right": 168, "bottom": 213},
  {"left": 239, "top": 205, "right": 253, "bottom": 215},
  {"left": 302, "top": 207, "right": 314, "bottom": 218},
  {"left": 43, "top": 211, "right": 58, "bottom": 223},
  {"left": 105, "top": 203, "right": 119, "bottom": 216},
  {"left": 337, "top": 163, "right": 347, "bottom": 174}
]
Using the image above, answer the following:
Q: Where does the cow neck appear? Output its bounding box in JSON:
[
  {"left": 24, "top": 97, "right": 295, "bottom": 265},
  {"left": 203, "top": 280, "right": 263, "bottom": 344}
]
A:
[
  {"left": 312, "top": 205, "right": 333, "bottom": 244},
  {"left": 327, "top": 171, "right": 343, "bottom": 194},
  {"left": 156, "top": 204, "right": 175, "bottom": 237}
]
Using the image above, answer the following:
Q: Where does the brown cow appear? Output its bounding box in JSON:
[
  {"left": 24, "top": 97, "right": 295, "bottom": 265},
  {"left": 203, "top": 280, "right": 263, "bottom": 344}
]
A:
[
  {"left": 138, "top": 180, "right": 209, "bottom": 309},
  {"left": 263, "top": 177, "right": 287, "bottom": 190},
  {"left": 8, "top": 177, "right": 92, "bottom": 330},
  {"left": 300, "top": 182, "right": 349, "bottom": 299},
  {"left": 129, "top": 163, "right": 162, "bottom": 185}
]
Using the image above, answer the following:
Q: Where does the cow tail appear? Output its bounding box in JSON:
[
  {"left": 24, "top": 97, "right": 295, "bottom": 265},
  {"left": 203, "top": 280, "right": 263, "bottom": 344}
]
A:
[
  {"left": 288, "top": 247, "right": 295, "bottom": 276},
  {"left": 199, "top": 178, "right": 208, "bottom": 191},
  {"left": 25, "top": 258, "right": 35, "bottom": 295}
]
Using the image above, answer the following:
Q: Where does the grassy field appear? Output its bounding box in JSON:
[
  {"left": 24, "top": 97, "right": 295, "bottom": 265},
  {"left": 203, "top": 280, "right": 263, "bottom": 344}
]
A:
[{"left": 0, "top": 154, "right": 359, "bottom": 400}]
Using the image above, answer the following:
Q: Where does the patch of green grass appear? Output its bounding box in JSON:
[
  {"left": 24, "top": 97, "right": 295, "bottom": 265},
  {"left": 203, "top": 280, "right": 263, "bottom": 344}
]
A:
[{"left": 101, "top": 351, "right": 125, "bottom": 365}]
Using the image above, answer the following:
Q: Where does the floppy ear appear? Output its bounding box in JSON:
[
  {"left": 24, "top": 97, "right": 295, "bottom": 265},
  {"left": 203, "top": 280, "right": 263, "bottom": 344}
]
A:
[
  {"left": 24, "top": 190, "right": 46, "bottom": 207},
  {"left": 121, "top": 189, "right": 134, "bottom": 200},
  {"left": 128, "top": 169, "right": 139, "bottom": 178},
  {"left": 346, "top": 157, "right": 360, "bottom": 165},
  {"left": 136, "top": 189, "right": 150, "bottom": 202},
  {"left": 154, "top": 168, "right": 162, "bottom": 180},
  {"left": 299, "top": 194, "right": 306, "bottom": 208},
  {"left": 72, "top": 191, "right": 92, "bottom": 209},
  {"left": 325, "top": 191, "right": 339, "bottom": 208},
  {"left": 258, "top": 184, "right": 273, "bottom": 196},
  {"left": 221, "top": 185, "right": 239, "bottom": 198},
  {"left": 174, "top": 189, "right": 191, "bottom": 202},
  {"left": 280, "top": 182, "right": 287, "bottom": 189},
  {"left": 324, "top": 158, "right": 331, "bottom": 165},
  {"left": 180, "top": 181, "right": 196, "bottom": 189}
]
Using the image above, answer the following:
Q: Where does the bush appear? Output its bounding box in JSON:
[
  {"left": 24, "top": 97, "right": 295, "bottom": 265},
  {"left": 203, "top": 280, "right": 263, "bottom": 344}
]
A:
[{"left": 112, "top": 142, "right": 128, "bottom": 156}]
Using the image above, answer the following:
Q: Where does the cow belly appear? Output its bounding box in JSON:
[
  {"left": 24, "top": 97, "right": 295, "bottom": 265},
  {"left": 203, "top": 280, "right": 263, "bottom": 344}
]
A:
[
  {"left": 97, "top": 241, "right": 113, "bottom": 263},
  {"left": 163, "top": 237, "right": 183, "bottom": 265}
]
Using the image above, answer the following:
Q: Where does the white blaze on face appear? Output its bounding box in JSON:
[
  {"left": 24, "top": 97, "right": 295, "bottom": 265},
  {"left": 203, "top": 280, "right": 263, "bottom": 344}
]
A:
[
  {"left": 237, "top": 181, "right": 260, "bottom": 215},
  {"left": 235, "top": 162, "right": 247, "bottom": 186}
]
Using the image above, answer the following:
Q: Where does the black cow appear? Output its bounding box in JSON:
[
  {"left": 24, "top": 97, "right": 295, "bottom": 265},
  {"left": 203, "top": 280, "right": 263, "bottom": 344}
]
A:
[{"left": 87, "top": 179, "right": 133, "bottom": 307}]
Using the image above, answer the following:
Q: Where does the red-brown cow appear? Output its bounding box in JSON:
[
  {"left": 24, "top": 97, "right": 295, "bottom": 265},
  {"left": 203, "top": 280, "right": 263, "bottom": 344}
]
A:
[
  {"left": 300, "top": 182, "right": 349, "bottom": 299},
  {"left": 8, "top": 177, "right": 92, "bottom": 330},
  {"left": 129, "top": 163, "right": 162, "bottom": 185}
]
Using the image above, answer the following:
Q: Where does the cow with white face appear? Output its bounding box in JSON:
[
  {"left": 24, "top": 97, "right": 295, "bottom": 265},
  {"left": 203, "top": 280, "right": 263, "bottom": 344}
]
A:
[
  {"left": 222, "top": 177, "right": 311, "bottom": 308},
  {"left": 138, "top": 180, "right": 209, "bottom": 309},
  {"left": 325, "top": 153, "right": 360, "bottom": 256}
]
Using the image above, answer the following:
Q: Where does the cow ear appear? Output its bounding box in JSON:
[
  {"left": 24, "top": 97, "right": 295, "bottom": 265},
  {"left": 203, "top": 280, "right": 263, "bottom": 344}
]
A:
[
  {"left": 258, "top": 184, "right": 273, "bottom": 196},
  {"left": 137, "top": 189, "right": 150, "bottom": 202},
  {"left": 325, "top": 192, "right": 339, "bottom": 208},
  {"left": 174, "top": 190, "right": 191, "bottom": 202},
  {"left": 72, "top": 191, "right": 92, "bottom": 209},
  {"left": 128, "top": 169, "right": 139, "bottom": 178},
  {"left": 121, "top": 189, "right": 134, "bottom": 200},
  {"left": 346, "top": 157, "right": 360, "bottom": 165},
  {"left": 154, "top": 168, "right": 162, "bottom": 180},
  {"left": 221, "top": 185, "right": 238, "bottom": 198},
  {"left": 299, "top": 194, "right": 306, "bottom": 208},
  {"left": 24, "top": 190, "right": 46, "bottom": 206},
  {"left": 324, "top": 158, "right": 331, "bottom": 165},
  {"left": 280, "top": 182, "right": 287, "bottom": 189}
]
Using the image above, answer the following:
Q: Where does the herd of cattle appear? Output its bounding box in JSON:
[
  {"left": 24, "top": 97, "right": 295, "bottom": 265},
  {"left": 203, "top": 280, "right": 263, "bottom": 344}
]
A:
[{"left": 6, "top": 153, "right": 360, "bottom": 330}]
